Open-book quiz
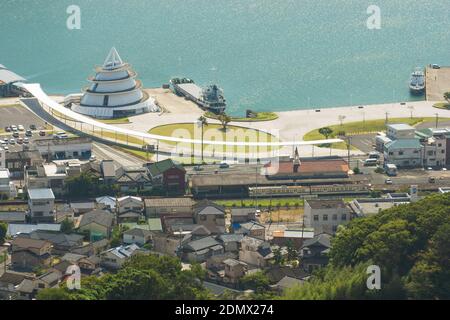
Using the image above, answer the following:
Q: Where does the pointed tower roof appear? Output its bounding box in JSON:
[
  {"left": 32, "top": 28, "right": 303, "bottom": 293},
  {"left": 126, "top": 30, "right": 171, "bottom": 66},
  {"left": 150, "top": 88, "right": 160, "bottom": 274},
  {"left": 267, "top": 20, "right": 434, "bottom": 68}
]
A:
[{"left": 103, "top": 47, "right": 124, "bottom": 70}]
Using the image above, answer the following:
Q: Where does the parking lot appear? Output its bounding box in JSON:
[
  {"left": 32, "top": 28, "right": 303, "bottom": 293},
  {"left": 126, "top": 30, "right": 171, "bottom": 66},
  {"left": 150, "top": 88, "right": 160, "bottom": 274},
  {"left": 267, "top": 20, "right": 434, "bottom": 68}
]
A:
[{"left": 0, "top": 104, "right": 47, "bottom": 133}]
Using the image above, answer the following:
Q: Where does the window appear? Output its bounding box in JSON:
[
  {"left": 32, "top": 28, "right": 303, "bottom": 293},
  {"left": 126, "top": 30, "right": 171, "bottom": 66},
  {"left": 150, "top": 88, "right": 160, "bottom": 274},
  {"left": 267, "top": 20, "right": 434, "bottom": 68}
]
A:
[
  {"left": 399, "top": 151, "right": 404, "bottom": 156},
  {"left": 342, "top": 214, "right": 347, "bottom": 221},
  {"left": 332, "top": 214, "right": 338, "bottom": 221},
  {"left": 313, "top": 215, "right": 319, "bottom": 221},
  {"left": 323, "top": 215, "right": 328, "bottom": 221}
]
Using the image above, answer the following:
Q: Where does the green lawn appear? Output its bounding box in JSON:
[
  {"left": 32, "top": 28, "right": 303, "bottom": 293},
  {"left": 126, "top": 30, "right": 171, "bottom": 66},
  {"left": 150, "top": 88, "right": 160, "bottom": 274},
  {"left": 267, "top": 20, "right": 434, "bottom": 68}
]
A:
[
  {"left": 205, "top": 111, "right": 278, "bottom": 122},
  {"left": 303, "top": 117, "right": 450, "bottom": 150},
  {"left": 216, "top": 197, "right": 305, "bottom": 208},
  {"left": 433, "top": 102, "right": 450, "bottom": 110},
  {"left": 97, "top": 117, "right": 130, "bottom": 124},
  {"left": 149, "top": 123, "right": 280, "bottom": 154}
]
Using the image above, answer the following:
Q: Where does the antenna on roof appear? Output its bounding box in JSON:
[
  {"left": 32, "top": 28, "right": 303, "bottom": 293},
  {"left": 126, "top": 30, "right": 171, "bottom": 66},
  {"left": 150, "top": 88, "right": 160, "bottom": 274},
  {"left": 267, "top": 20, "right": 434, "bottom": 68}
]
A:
[{"left": 103, "top": 47, "right": 124, "bottom": 70}]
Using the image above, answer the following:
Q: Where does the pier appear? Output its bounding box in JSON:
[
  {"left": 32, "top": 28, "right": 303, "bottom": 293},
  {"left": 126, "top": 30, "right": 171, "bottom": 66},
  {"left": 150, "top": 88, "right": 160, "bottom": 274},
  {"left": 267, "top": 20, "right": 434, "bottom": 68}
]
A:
[{"left": 426, "top": 65, "right": 450, "bottom": 101}]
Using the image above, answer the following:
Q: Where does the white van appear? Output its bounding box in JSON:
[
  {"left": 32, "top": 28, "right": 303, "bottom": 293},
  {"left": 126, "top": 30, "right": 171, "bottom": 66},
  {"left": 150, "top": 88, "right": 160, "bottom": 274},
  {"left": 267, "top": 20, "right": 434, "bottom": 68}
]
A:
[{"left": 364, "top": 159, "right": 378, "bottom": 167}]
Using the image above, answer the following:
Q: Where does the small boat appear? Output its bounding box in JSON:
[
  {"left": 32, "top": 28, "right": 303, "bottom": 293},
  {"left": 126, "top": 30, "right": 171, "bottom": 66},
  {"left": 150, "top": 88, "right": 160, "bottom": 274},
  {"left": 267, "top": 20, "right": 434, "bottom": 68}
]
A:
[{"left": 409, "top": 68, "right": 425, "bottom": 95}]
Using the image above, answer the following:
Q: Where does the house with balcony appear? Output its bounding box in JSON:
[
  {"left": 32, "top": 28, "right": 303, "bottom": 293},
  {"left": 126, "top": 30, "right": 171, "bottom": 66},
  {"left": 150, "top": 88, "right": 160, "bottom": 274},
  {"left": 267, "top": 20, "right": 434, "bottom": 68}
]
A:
[{"left": 27, "top": 188, "right": 55, "bottom": 223}]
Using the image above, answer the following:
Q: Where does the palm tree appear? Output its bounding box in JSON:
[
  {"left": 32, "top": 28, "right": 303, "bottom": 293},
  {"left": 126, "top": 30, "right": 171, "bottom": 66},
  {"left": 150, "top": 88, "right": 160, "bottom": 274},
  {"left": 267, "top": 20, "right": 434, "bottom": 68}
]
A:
[
  {"left": 318, "top": 127, "right": 333, "bottom": 139},
  {"left": 218, "top": 113, "right": 231, "bottom": 132},
  {"left": 444, "top": 92, "right": 450, "bottom": 104},
  {"left": 198, "top": 116, "right": 208, "bottom": 163}
]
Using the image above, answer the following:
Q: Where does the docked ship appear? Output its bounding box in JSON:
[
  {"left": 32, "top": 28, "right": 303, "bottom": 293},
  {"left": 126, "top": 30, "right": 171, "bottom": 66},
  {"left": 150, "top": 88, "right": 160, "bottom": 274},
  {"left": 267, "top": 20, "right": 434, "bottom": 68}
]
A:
[
  {"left": 170, "top": 78, "right": 226, "bottom": 114},
  {"left": 409, "top": 68, "right": 426, "bottom": 95}
]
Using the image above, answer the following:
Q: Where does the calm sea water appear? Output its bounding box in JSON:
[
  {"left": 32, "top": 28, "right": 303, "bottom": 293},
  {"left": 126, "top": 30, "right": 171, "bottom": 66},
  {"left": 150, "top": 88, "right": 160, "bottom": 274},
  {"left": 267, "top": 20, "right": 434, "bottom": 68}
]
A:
[{"left": 1, "top": 0, "right": 450, "bottom": 116}]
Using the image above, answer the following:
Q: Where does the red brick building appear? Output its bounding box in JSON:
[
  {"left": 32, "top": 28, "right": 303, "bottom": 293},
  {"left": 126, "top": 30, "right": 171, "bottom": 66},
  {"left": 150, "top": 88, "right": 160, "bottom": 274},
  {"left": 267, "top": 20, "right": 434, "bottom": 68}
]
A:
[{"left": 147, "top": 159, "right": 186, "bottom": 194}]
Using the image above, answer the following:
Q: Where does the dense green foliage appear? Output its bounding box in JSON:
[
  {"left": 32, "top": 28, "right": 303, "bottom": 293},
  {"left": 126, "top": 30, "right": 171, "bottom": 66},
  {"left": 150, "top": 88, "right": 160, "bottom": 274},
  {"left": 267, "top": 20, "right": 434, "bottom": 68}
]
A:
[
  {"left": 285, "top": 193, "right": 450, "bottom": 300},
  {"left": 60, "top": 218, "right": 75, "bottom": 234},
  {"left": 37, "top": 254, "right": 211, "bottom": 300},
  {"left": 0, "top": 222, "right": 7, "bottom": 244},
  {"left": 64, "top": 172, "right": 119, "bottom": 198}
]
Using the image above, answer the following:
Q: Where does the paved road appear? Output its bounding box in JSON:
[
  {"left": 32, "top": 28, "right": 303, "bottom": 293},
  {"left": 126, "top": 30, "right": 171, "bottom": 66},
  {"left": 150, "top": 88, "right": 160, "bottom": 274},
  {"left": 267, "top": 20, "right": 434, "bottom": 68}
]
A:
[{"left": 92, "top": 142, "right": 147, "bottom": 167}]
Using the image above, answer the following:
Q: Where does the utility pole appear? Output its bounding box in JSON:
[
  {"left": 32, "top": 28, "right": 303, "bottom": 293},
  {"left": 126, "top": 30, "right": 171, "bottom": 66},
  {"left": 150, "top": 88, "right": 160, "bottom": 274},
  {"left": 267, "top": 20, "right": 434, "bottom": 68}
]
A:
[
  {"left": 385, "top": 112, "right": 389, "bottom": 124},
  {"left": 435, "top": 113, "right": 439, "bottom": 129}
]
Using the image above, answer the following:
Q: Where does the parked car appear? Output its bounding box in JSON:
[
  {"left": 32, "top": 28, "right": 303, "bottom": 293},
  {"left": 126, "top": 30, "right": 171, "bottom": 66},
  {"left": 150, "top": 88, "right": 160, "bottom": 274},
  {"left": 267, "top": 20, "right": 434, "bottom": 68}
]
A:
[
  {"left": 193, "top": 165, "right": 204, "bottom": 171},
  {"left": 3, "top": 146, "right": 9, "bottom": 151},
  {"left": 18, "top": 125, "right": 25, "bottom": 131},
  {"left": 17, "top": 138, "right": 23, "bottom": 144},
  {"left": 25, "top": 130, "right": 33, "bottom": 137},
  {"left": 11, "top": 125, "right": 18, "bottom": 132},
  {"left": 12, "top": 132, "right": 19, "bottom": 138},
  {"left": 385, "top": 178, "right": 393, "bottom": 185},
  {"left": 428, "top": 177, "right": 436, "bottom": 183},
  {"left": 29, "top": 124, "right": 37, "bottom": 130},
  {"left": 23, "top": 137, "right": 29, "bottom": 144},
  {"left": 5, "top": 126, "right": 11, "bottom": 132},
  {"left": 219, "top": 162, "right": 230, "bottom": 169},
  {"left": 9, "top": 139, "right": 15, "bottom": 145},
  {"left": 39, "top": 130, "right": 46, "bottom": 136},
  {"left": 431, "top": 64, "right": 441, "bottom": 69}
]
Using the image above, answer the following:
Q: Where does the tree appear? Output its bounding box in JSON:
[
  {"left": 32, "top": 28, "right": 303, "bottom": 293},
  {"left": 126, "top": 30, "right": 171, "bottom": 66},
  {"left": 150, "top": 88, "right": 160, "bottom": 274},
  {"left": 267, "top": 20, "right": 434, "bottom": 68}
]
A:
[
  {"left": 338, "top": 115, "right": 346, "bottom": 126},
  {"left": 286, "top": 240, "right": 298, "bottom": 262},
  {"left": 444, "top": 92, "right": 450, "bottom": 103},
  {"left": 240, "top": 271, "right": 270, "bottom": 293},
  {"left": 318, "top": 127, "right": 333, "bottom": 139},
  {"left": 64, "top": 171, "right": 97, "bottom": 198},
  {"left": 327, "top": 193, "right": 450, "bottom": 299},
  {"left": 37, "top": 254, "right": 211, "bottom": 300},
  {"left": 0, "top": 222, "right": 7, "bottom": 244},
  {"left": 37, "top": 288, "right": 73, "bottom": 300},
  {"left": 60, "top": 218, "right": 74, "bottom": 234},
  {"left": 272, "top": 247, "right": 284, "bottom": 266},
  {"left": 218, "top": 113, "right": 231, "bottom": 131},
  {"left": 198, "top": 116, "right": 209, "bottom": 163}
]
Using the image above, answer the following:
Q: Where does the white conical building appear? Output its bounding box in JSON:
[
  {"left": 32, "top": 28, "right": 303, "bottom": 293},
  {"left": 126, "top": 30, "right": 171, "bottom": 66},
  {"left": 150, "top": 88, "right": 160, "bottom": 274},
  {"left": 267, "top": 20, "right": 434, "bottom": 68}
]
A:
[{"left": 71, "top": 47, "right": 158, "bottom": 119}]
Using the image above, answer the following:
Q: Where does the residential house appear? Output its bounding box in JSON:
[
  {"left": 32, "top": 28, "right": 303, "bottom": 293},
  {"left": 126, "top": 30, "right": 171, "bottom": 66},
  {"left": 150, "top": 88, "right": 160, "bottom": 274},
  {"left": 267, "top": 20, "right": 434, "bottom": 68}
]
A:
[
  {"left": 384, "top": 139, "right": 424, "bottom": 168},
  {"left": 18, "top": 230, "right": 84, "bottom": 255},
  {"left": 0, "top": 168, "right": 16, "bottom": 198},
  {"left": 231, "top": 208, "right": 256, "bottom": 224},
  {"left": 223, "top": 259, "right": 248, "bottom": 286},
  {"left": 179, "top": 236, "right": 224, "bottom": 263},
  {"left": 271, "top": 276, "right": 305, "bottom": 293},
  {"left": 217, "top": 234, "right": 244, "bottom": 253},
  {"left": 70, "top": 201, "right": 96, "bottom": 217},
  {"left": 76, "top": 209, "right": 114, "bottom": 240},
  {"left": 96, "top": 196, "right": 117, "bottom": 211},
  {"left": 11, "top": 237, "right": 52, "bottom": 271},
  {"left": 239, "top": 236, "right": 273, "bottom": 268},
  {"left": 100, "top": 160, "right": 116, "bottom": 184},
  {"left": 271, "top": 229, "right": 315, "bottom": 249},
  {"left": 34, "top": 270, "right": 62, "bottom": 291},
  {"left": 27, "top": 188, "right": 55, "bottom": 223},
  {"left": 152, "top": 233, "right": 182, "bottom": 257},
  {"left": 25, "top": 160, "right": 82, "bottom": 196},
  {"left": 299, "top": 233, "right": 332, "bottom": 273},
  {"left": 193, "top": 201, "right": 226, "bottom": 234},
  {"left": 115, "top": 166, "right": 152, "bottom": 192},
  {"left": 304, "top": 199, "right": 351, "bottom": 234},
  {"left": 0, "top": 271, "right": 35, "bottom": 300},
  {"left": 0, "top": 211, "right": 26, "bottom": 224},
  {"left": 71, "top": 238, "right": 109, "bottom": 256},
  {"left": 123, "top": 228, "right": 152, "bottom": 246},
  {"left": 6, "top": 150, "right": 42, "bottom": 179},
  {"left": 100, "top": 244, "right": 141, "bottom": 270},
  {"left": 234, "top": 221, "right": 265, "bottom": 240},
  {"left": 146, "top": 159, "right": 186, "bottom": 194},
  {"left": 144, "top": 197, "right": 195, "bottom": 217},
  {"left": 117, "top": 196, "right": 144, "bottom": 223}
]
